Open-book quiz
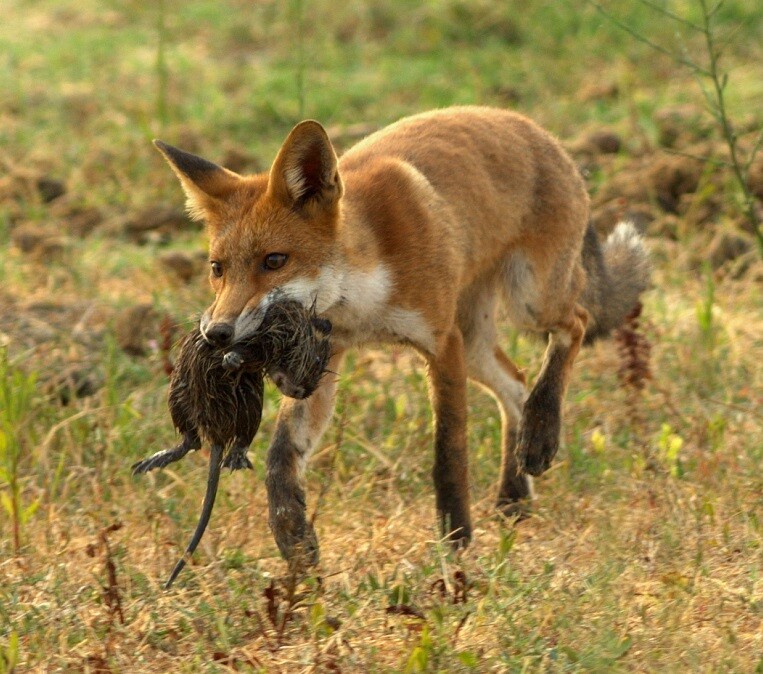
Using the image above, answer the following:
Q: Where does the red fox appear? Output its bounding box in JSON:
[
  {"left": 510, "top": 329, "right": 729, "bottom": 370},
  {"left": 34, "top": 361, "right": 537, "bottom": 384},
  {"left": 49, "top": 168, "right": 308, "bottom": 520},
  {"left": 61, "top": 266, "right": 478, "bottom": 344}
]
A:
[{"left": 155, "top": 106, "right": 650, "bottom": 564}]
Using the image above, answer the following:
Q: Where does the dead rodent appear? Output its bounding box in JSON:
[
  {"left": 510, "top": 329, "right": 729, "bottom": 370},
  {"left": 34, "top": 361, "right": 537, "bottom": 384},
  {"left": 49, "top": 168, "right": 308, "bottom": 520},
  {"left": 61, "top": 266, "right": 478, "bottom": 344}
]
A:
[
  {"left": 133, "top": 301, "right": 332, "bottom": 475},
  {"left": 132, "top": 300, "right": 332, "bottom": 588}
]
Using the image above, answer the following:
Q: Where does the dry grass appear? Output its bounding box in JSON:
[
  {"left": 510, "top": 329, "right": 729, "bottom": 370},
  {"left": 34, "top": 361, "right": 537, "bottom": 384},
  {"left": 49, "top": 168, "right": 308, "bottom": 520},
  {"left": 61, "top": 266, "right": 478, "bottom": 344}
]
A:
[
  {"left": 2, "top": 268, "right": 761, "bottom": 672},
  {"left": 1, "top": 0, "right": 762, "bottom": 672}
]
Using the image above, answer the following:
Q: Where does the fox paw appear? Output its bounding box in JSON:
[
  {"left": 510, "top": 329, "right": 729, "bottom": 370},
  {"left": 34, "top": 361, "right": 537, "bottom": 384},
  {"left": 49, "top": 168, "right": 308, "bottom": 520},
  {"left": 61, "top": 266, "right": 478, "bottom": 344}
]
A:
[
  {"left": 268, "top": 493, "right": 320, "bottom": 568},
  {"left": 496, "top": 497, "right": 533, "bottom": 521},
  {"left": 516, "top": 394, "right": 561, "bottom": 477},
  {"left": 437, "top": 504, "right": 472, "bottom": 551},
  {"left": 273, "top": 519, "right": 320, "bottom": 569},
  {"left": 496, "top": 466, "right": 534, "bottom": 520}
]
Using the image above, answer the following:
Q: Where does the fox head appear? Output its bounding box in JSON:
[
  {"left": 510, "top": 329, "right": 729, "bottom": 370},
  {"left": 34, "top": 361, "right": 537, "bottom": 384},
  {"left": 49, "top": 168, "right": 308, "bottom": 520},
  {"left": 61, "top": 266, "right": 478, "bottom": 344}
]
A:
[{"left": 154, "top": 122, "right": 344, "bottom": 346}]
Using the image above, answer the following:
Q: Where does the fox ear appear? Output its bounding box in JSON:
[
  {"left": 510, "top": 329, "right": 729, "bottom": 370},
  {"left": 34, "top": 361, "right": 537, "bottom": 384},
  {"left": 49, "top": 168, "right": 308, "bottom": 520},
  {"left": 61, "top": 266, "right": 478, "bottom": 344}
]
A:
[
  {"left": 153, "top": 140, "right": 240, "bottom": 221},
  {"left": 268, "top": 121, "right": 343, "bottom": 211}
]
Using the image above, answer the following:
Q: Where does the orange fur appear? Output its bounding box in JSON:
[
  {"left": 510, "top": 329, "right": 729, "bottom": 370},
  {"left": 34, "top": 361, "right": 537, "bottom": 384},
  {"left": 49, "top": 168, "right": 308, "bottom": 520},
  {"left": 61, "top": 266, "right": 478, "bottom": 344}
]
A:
[{"left": 155, "top": 106, "right": 649, "bottom": 560}]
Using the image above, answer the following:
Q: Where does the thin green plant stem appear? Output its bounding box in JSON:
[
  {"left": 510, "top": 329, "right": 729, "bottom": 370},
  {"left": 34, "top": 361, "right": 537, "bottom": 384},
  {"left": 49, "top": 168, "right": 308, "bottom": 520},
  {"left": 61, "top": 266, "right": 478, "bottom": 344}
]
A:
[
  {"left": 587, "top": 0, "right": 709, "bottom": 75},
  {"left": 697, "top": 0, "right": 763, "bottom": 255},
  {"left": 743, "top": 129, "right": 763, "bottom": 174},
  {"left": 291, "top": 0, "right": 307, "bottom": 120},
  {"left": 0, "top": 349, "right": 37, "bottom": 555},
  {"left": 588, "top": 0, "right": 763, "bottom": 258},
  {"left": 156, "top": 0, "right": 169, "bottom": 128},
  {"left": 636, "top": 0, "right": 704, "bottom": 31}
]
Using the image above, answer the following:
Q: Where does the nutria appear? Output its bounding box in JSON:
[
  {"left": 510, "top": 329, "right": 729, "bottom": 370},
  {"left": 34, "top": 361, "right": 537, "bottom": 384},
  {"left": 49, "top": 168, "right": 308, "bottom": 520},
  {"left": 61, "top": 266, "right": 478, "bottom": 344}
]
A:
[{"left": 132, "top": 300, "right": 332, "bottom": 588}]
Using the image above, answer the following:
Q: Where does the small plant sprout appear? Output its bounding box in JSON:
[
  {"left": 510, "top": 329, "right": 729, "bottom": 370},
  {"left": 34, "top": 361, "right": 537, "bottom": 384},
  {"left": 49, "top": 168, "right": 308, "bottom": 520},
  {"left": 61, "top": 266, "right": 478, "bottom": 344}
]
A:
[
  {"left": 589, "top": 0, "right": 763, "bottom": 257},
  {"left": 0, "top": 348, "right": 40, "bottom": 555}
]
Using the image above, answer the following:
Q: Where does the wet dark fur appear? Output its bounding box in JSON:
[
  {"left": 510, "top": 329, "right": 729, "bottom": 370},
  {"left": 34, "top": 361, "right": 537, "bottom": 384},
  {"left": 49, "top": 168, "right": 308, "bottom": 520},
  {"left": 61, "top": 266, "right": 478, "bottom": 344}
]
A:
[{"left": 132, "top": 300, "right": 332, "bottom": 587}]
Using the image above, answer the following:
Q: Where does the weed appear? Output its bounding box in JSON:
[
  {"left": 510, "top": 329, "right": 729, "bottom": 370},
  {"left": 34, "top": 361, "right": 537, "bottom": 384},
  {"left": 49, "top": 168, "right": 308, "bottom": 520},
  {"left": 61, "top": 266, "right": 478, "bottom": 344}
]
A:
[
  {"left": 614, "top": 300, "right": 654, "bottom": 461},
  {"left": 615, "top": 302, "right": 652, "bottom": 393},
  {"left": 156, "top": 0, "right": 170, "bottom": 128},
  {"left": 696, "top": 261, "right": 717, "bottom": 348},
  {"left": 0, "top": 0, "right": 761, "bottom": 671},
  {"left": 0, "top": 348, "right": 40, "bottom": 554},
  {"left": 289, "top": 0, "right": 308, "bottom": 120},
  {"left": 588, "top": 0, "right": 763, "bottom": 255},
  {"left": 0, "top": 633, "right": 19, "bottom": 674},
  {"left": 404, "top": 624, "right": 433, "bottom": 673},
  {"left": 657, "top": 422, "right": 685, "bottom": 477}
]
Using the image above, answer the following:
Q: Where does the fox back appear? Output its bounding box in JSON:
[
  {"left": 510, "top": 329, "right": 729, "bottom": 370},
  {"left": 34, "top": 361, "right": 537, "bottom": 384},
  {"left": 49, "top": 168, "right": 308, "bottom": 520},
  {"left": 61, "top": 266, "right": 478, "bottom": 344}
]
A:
[{"left": 153, "top": 106, "right": 649, "bottom": 564}]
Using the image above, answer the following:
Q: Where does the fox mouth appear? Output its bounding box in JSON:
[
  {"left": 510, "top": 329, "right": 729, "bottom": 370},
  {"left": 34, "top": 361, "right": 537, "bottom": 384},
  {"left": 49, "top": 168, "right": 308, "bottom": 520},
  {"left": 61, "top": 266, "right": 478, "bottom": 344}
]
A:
[
  {"left": 231, "top": 306, "right": 268, "bottom": 343},
  {"left": 198, "top": 305, "right": 266, "bottom": 346},
  {"left": 201, "top": 289, "right": 291, "bottom": 346},
  {"left": 200, "top": 284, "right": 326, "bottom": 346}
]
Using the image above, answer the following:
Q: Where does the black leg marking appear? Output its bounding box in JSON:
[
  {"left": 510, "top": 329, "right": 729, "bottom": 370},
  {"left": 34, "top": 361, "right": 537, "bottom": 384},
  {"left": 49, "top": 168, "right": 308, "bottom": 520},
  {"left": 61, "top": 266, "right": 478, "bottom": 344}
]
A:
[
  {"left": 265, "top": 424, "right": 319, "bottom": 567},
  {"left": 516, "top": 347, "right": 565, "bottom": 477},
  {"left": 496, "top": 428, "right": 533, "bottom": 519},
  {"left": 429, "top": 330, "right": 472, "bottom": 549},
  {"left": 432, "top": 409, "right": 473, "bottom": 547}
]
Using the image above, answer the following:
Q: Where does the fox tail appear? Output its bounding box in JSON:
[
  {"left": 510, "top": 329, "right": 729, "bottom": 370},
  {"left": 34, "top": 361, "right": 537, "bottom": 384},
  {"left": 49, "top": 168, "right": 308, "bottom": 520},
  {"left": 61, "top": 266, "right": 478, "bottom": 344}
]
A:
[{"left": 579, "top": 221, "right": 651, "bottom": 343}]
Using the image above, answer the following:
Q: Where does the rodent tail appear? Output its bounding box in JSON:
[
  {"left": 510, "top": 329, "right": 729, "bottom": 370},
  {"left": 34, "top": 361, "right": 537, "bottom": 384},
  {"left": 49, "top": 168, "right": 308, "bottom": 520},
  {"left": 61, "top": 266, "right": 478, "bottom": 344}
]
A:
[{"left": 165, "top": 443, "right": 224, "bottom": 589}]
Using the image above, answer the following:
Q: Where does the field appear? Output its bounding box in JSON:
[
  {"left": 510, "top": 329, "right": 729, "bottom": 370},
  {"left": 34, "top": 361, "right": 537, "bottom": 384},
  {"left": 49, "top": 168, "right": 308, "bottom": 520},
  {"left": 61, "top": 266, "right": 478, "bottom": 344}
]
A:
[{"left": 1, "top": 0, "right": 762, "bottom": 671}]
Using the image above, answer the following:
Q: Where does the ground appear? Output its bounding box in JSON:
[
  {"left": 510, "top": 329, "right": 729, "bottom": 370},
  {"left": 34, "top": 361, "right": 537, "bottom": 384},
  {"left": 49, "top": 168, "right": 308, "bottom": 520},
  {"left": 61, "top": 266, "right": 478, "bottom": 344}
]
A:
[{"left": 0, "top": 1, "right": 761, "bottom": 672}]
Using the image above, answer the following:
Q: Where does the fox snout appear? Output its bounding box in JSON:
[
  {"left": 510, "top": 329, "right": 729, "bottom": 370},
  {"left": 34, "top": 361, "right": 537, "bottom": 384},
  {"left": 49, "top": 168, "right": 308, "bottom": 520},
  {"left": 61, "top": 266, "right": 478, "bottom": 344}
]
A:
[
  {"left": 204, "top": 322, "right": 235, "bottom": 347},
  {"left": 200, "top": 298, "right": 268, "bottom": 346}
]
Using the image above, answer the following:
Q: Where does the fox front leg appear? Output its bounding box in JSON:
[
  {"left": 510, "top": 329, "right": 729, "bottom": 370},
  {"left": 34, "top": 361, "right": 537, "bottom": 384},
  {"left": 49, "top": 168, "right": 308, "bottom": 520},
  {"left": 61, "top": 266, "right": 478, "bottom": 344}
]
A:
[
  {"left": 265, "top": 351, "right": 343, "bottom": 568},
  {"left": 132, "top": 432, "right": 201, "bottom": 475},
  {"left": 265, "top": 408, "right": 320, "bottom": 569}
]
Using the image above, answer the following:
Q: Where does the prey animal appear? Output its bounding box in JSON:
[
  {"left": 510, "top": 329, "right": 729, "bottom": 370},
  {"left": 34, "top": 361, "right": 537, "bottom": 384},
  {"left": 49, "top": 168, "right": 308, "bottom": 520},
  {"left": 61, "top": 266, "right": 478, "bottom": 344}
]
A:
[{"left": 132, "top": 300, "right": 331, "bottom": 587}]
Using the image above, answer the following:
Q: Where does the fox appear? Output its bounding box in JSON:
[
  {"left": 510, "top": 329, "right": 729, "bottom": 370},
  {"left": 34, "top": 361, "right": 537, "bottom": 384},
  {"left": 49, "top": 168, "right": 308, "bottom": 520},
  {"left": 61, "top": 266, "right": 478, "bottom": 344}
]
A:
[{"left": 154, "top": 105, "right": 650, "bottom": 565}]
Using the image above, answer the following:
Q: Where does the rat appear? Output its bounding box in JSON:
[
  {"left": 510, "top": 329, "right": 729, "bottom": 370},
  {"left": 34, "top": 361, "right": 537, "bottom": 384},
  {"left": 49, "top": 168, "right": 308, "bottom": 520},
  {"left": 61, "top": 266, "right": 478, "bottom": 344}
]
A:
[{"left": 132, "top": 300, "right": 332, "bottom": 587}]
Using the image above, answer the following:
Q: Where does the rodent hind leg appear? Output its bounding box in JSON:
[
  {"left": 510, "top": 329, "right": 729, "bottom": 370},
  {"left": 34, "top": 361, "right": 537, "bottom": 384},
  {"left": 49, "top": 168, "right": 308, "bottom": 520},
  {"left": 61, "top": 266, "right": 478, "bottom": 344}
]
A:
[
  {"left": 222, "top": 442, "right": 254, "bottom": 471},
  {"left": 132, "top": 432, "right": 201, "bottom": 475}
]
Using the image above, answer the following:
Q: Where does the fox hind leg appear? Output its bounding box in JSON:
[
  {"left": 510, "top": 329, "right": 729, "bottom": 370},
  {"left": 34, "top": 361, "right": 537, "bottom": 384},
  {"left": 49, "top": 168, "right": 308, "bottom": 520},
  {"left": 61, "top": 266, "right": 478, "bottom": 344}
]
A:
[
  {"left": 516, "top": 304, "right": 588, "bottom": 476},
  {"left": 500, "top": 245, "right": 589, "bottom": 477},
  {"left": 460, "top": 288, "right": 534, "bottom": 517}
]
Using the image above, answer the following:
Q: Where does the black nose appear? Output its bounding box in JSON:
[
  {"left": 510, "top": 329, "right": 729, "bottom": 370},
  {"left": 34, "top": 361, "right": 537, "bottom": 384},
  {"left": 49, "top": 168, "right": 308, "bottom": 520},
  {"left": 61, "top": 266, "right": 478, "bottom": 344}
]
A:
[{"left": 205, "top": 323, "right": 234, "bottom": 347}]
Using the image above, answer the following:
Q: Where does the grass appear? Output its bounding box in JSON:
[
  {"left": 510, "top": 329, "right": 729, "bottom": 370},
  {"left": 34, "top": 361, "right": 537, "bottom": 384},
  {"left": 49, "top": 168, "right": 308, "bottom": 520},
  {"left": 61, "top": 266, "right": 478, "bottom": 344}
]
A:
[{"left": 1, "top": 0, "right": 762, "bottom": 671}]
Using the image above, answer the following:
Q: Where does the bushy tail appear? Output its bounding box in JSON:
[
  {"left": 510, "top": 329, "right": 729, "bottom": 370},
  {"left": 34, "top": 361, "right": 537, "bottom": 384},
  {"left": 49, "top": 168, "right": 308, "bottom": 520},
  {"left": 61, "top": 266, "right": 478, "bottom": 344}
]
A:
[{"left": 580, "top": 221, "right": 651, "bottom": 343}]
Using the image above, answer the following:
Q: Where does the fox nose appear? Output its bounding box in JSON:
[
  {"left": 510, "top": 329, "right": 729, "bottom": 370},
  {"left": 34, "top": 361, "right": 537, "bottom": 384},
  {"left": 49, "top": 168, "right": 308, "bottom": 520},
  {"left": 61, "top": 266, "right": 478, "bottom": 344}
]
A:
[{"left": 205, "top": 322, "right": 234, "bottom": 347}]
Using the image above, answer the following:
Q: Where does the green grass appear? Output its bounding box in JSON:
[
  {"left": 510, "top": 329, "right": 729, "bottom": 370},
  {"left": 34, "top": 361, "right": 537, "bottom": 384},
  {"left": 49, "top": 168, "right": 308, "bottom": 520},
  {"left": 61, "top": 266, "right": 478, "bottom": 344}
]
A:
[{"left": 1, "top": 0, "right": 762, "bottom": 671}]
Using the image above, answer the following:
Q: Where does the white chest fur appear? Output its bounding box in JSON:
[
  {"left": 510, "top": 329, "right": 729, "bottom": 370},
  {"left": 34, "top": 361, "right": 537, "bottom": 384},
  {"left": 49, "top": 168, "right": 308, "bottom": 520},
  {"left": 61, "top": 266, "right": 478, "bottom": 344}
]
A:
[{"left": 321, "top": 264, "right": 435, "bottom": 352}]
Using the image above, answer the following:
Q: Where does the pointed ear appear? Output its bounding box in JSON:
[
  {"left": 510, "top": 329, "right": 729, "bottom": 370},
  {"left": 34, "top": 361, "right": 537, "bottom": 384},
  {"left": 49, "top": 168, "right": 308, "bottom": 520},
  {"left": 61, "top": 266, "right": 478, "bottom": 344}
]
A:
[
  {"left": 268, "top": 121, "right": 343, "bottom": 211},
  {"left": 153, "top": 140, "right": 241, "bottom": 221}
]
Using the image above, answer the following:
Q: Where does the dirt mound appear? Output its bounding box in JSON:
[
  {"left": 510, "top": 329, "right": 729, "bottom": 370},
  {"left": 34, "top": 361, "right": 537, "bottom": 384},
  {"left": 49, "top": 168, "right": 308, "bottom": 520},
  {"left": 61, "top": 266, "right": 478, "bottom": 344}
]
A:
[
  {"left": 120, "top": 205, "right": 191, "bottom": 244},
  {"left": 569, "top": 108, "right": 761, "bottom": 269}
]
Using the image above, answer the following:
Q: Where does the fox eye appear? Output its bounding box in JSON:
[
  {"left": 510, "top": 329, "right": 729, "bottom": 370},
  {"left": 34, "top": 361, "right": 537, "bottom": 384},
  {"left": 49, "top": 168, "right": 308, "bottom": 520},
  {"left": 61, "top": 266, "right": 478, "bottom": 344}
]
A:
[
  {"left": 263, "top": 253, "right": 288, "bottom": 270},
  {"left": 210, "top": 261, "right": 223, "bottom": 278}
]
